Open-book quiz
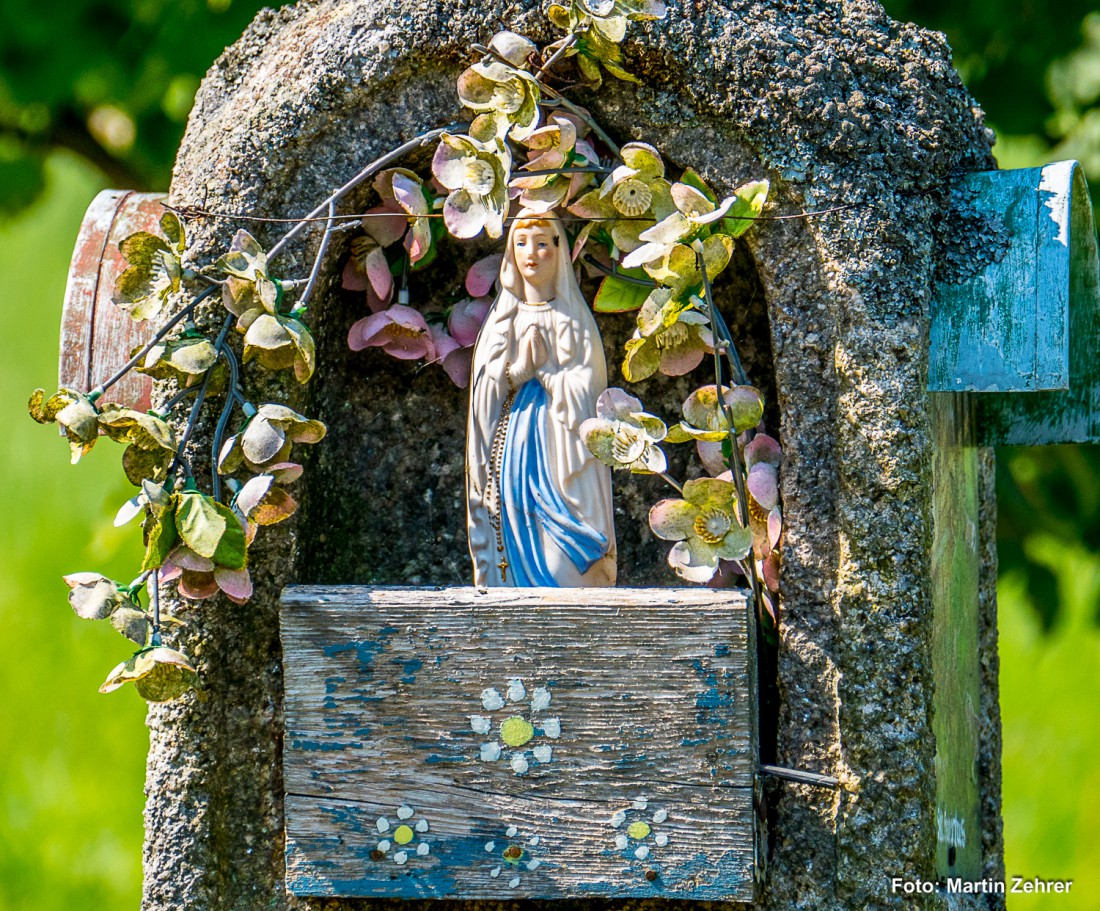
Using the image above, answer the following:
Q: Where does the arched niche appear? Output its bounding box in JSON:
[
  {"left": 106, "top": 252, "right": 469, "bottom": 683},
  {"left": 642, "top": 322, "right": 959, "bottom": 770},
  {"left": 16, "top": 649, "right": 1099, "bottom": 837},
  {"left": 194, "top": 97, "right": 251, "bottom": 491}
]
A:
[{"left": 145, "top": 1, "right": 1002, "bottom": 908}]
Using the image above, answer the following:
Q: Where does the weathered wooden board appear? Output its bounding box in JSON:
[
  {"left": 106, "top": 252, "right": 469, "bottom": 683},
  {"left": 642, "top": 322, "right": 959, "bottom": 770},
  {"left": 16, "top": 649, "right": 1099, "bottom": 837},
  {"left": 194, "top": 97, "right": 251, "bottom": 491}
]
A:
[
  {"left": 930, "top": 393, "right": 982, "bottom": 881},
  {"left": 975, "top": 162, "right": 1100, "bottom": 444},
  {"left": 281, "top": 586, "right": 755, "bottom": 901},
  {"left": 930, "top": 167, "right": 1069, "bottom": 393},
  {"left": 60, "top": 189, "right": 161, "bottom": 409},
  {"left": 928, "top": 160, "right": 1100, "bottom": 444}
]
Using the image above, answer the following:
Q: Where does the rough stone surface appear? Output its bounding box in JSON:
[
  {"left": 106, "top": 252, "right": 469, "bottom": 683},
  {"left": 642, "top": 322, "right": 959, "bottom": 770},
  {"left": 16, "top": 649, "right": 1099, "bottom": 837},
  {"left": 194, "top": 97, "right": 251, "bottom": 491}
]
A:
[{"left": 145, "top": 0, "right": 1002, "bottom": 909}]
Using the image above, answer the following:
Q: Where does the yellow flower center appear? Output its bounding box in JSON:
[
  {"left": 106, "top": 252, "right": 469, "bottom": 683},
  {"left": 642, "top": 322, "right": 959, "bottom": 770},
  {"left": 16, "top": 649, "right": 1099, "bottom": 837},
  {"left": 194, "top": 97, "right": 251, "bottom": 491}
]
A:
[
  {"left": 500, "top": 716, "right": 534, "bottom": 747},
  {"left": 655, "top": 320, "right": 691, "bottom": 349},
  {"left": 393, "top": 824, "right": 415, "bottom": 845},
  {"left": 463, "top": 156, "right": 497, "bottom": 195},
  {"left": 502, "top": 844, "right": 524, "bottom": 862},
  {"left": 612, "top": 178, "right": 652, "bottom": 217},
  {"left": 694, "top": 507, "right": 731, "bottom": 545},
  {"left": 385, "top": 323, "right": 424, "bottom": 339},
  {"left": 611, "top": 422, "right": 646, "bottom": 464},
  {"left": 491, "top": 79, "right": 524, "bottom": 113},
  {"left": 628, "top": 821, "right": 651, "bottom": 840}
]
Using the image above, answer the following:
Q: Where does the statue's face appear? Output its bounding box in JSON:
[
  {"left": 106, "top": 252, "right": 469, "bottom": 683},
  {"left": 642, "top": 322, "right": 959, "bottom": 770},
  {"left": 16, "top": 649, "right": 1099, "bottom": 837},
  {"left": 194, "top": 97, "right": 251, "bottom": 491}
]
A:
[{"left": 512, "top": 224, "right": 556, "bottom": 288}]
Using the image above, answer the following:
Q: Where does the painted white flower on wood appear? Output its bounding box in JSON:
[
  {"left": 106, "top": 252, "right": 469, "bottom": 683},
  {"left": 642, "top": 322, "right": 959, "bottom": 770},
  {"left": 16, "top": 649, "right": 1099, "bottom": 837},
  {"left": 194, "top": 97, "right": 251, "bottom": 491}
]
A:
[
  {"left": 372, "top": 805, "right": 431, "bottom": 864},
  {"left": 609, "top": 798, "right": 671, "bottom": 862},
  {"left": 470, "top": 678, "right": 560, "bottom": 774},
  {"left": 484, "top": 823, "right": 547, "bottom": 889}
]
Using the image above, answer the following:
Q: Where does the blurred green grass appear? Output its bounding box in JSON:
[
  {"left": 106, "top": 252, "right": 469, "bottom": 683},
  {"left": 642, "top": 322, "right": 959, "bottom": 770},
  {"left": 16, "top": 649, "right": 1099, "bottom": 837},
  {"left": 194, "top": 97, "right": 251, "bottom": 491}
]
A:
[
  {"left": 1000, "top": 540, "right": 1100, "bottom": 906},
  {"left": 0, "top": 143, "right": 1098, "bottom": 910},
  {"left": 0, "top": 154, "right": 145, "bottom": 910}
]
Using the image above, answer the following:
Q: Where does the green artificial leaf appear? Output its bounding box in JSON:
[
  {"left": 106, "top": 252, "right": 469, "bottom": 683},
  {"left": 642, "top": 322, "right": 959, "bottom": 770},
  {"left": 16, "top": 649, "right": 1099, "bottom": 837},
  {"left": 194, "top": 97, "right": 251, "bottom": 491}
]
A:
[
  {"left": 546, "top": 3, "right": 572, "bottom": 30},
  {"left": 725, "top": 385, "right": 766, "bottom": 433},
  {"left": 175, "top": 490, "right": 227, "bottom": 559},
  {"left": 98, "top": 407, "right": 176, "bottom": 452},
  {"left": 602, "top": 60, "right": 641, "bottom": 83},
  {"left": 622, "top": 335, "right": 660, "bottom": 382},
  {"left": 665, "top": 423, "right": 693, "bottom": 444},
  {"left": 160, "top": 211, "right": 187, "bottom": 254},
  {"left": 122, "top": 444, "right": 171, "bottom": 486},
  {"left": 174, "top": 490, "right": 247, "bottom": 569},
  {"left": 212, "top": 509, "right": 248, "bottom": 570},
  {"left": 31, "top": 389, "right": 103, "bottom": 463},
  {"left": 134, "top": 661, "right": 199, "bottom": 701},
  {"left": 118, "top": 232, "right": 171, "bottom": 270},
  {"left": 720, "top": 179, "right": 770, "bottom": 238},
  {"left": 593, "top": 273, "right": 651, "bottom": 313},
  {"left": 679, "top": 168, "right": 717, "bottom": 205},
  {"left": 114, "top": 232, "right": 183, "bottom": 322},
  {"left": 111, "top": 607, "right": 152, "bottom": 646},
  {"left": 142, "top": 497, "right": 179, "bottom": 571},
  {"left": 136, "top": 335, "right": 218, "bottom": 384},
  {"left": 27, "top": 388, "right": 56, "bottom": 423},
  {"left": 100, "top": 647, "right": 199, "bottom": 702}
]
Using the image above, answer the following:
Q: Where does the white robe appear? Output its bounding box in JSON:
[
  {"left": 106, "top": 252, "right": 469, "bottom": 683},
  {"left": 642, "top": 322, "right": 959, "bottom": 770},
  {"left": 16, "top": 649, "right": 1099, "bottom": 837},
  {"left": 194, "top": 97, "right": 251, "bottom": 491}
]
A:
[{"left": 465, "top": 220, "right": 616, "bottom": 587}]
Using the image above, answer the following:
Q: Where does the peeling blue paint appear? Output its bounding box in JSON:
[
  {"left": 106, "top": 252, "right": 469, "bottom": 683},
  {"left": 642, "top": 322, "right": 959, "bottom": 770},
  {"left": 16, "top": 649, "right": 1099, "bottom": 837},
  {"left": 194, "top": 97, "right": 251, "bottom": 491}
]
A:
[
  {"left": 291, "top": 739, "right": 362, "bottom": 752},
  {"left": 400, "top": 658, "right": 423, "bottom": 684}
]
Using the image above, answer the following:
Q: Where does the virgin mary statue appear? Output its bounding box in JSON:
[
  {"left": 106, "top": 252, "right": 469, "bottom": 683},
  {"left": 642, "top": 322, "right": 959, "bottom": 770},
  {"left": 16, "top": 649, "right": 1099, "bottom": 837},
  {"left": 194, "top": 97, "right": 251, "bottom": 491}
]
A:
[{"left": 466, "top": 211, "right": 616, "bottom": 587}]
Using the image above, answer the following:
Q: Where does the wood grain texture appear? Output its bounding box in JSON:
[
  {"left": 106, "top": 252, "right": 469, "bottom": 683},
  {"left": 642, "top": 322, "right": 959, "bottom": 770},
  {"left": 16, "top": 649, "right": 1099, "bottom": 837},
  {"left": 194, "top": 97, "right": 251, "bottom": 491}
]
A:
[
  {"left": 976, "top": 161, "right": 1100, "bottom": 445},
  {"left": 928, "top": 160, "right": 1100, "bottom": 444},
  {"left": 930, "top": 394, "right": 983, "bottom": 880},
  {"left": 281, "top": 586, "right": 755, "bottom": 901},
  {"left": 59, "top": 189, "right": 160, "bottom": 408},
  {"left": 929, "top": 166, "right": 1069, "bottom": 394}
]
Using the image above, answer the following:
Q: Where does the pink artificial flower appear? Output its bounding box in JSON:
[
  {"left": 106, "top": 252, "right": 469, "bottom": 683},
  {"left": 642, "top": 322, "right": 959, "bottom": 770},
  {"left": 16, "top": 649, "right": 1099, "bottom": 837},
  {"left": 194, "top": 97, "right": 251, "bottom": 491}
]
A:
[
  {"left": 160, "top": 547, "right": 254, "bottom": 605},
  {"left": 348, "top": 304, "right": 435, "bottom": 360},
  {"left": 465, "top": 254, "right": 504, "bottom": 298},
  {"left": 429, "top": 326, "right": 473, "bottom": 387},
  {"left": 448, "top": 297, "right": 491, "bottom": 347},
  {"left": 419, "top": 298, "right": 491, "bottom": 387}
]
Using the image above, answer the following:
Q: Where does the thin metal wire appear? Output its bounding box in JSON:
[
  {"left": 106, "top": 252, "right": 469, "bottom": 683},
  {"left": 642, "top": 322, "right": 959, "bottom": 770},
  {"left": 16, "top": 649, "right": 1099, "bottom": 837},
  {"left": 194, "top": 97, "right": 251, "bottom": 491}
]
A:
[
  {"left": 150, "top": 567, "right": 162, "bottom": 647},
  {"left": 166, "top": 312, "right": 234, "bottom": 481},
  {"left": 166, "top": 203, "right": 856, "bottom": 226},
  {"left": 697, "top": 247, "right": 766, "bottom": 624},
  {"left": 298, "top": 198, "right": 337, "bottom": 310},
  {"left": 210, "top": 339, "right": 244, "bottom": 502},
  {"left": 266, "top": 124, "right": 463, "bottom": 263},
  {"left": 759, "top": 764, "right": 841, "bottom": 790},
  {"left": 90, "top": 285, "right": 219, "bottom": 398}
]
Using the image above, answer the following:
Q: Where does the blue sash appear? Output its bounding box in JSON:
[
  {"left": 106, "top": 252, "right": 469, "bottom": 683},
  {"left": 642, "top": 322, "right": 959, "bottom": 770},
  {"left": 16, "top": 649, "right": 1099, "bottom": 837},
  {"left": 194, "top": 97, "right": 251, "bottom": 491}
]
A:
[{"left": 500, "top": 380, "right": 608, "bottom": 586}]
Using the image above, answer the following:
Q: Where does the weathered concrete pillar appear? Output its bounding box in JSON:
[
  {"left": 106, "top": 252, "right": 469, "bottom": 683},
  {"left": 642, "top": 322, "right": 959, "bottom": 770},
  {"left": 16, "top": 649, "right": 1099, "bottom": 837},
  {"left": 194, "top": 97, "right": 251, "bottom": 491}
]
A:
[{"left": 145, "top": 1, "right": 1002, "bottom": 908}]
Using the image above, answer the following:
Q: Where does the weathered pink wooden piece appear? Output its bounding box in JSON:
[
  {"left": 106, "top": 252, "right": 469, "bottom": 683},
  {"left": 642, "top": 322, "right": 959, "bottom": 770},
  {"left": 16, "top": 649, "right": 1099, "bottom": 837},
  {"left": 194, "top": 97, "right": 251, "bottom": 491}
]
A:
[{"left": 59, "top": 189, "right": 165, "bottom": 410}]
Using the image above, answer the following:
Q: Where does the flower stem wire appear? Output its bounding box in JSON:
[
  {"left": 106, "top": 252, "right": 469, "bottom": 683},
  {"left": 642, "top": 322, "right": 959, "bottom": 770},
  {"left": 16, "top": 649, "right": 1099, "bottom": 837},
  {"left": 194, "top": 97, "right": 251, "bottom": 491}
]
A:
[
  {"left": 166, "top": 312, "right": 234, "bottom": 483},
  {"left": 658, "top": 471, "right": 683, "bottom": 494},
  {"left": 90, "top": 285, "right": 220, "bottom": 399},
  {"left": 267, "top": 125, "right": 462, "bottom": 264},
  {"left": 150, "top": 567, "right": 162, "bottom": 647},
  {"left": 210, "top": 334, "right": 245, "bottom": 502},
  {"left": 697, "top": 248, "right": 766, "bottom": 621},
  {"left": 297, "top": 197, "right": 337, "bottom": 311},
  {"left": 535, "top": 31, "right": 579, "bottom": 81}
]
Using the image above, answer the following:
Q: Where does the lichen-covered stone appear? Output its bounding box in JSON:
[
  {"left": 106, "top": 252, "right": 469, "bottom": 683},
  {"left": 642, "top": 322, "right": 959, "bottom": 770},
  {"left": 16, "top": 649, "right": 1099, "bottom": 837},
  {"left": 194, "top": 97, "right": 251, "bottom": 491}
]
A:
[{"left": 146, "top": 1, "right": 1001, "bottom": 909}]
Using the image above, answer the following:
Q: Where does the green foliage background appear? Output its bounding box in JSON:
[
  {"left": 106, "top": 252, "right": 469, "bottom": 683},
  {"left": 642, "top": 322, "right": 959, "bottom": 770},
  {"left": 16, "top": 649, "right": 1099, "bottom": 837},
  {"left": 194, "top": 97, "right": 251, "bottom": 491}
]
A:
[{"left": 0, "top": 0, "right": 1098, "bottom": 907}]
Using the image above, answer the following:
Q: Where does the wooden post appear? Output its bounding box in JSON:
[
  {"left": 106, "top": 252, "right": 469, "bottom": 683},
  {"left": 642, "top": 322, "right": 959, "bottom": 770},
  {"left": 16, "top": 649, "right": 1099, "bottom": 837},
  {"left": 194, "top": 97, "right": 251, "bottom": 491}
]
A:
[{"left": 59, "top": 190, "right": 161, "bottom": 409}]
